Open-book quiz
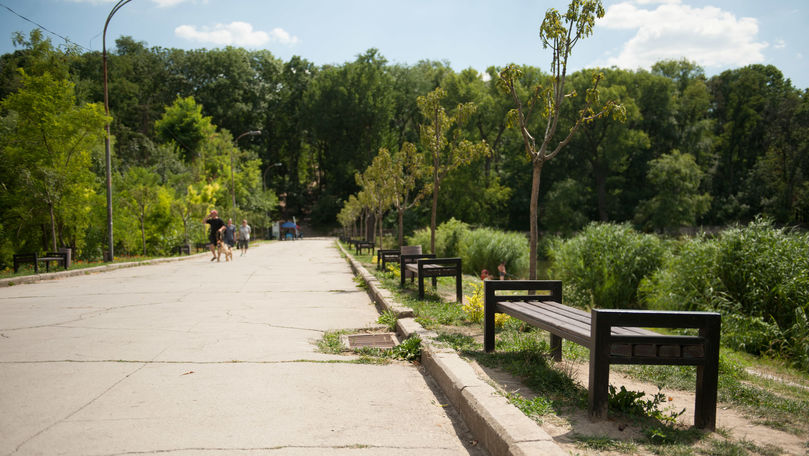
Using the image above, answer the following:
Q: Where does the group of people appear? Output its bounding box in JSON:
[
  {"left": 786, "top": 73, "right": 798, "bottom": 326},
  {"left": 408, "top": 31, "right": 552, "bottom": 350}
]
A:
[{"left": 203, "top": 209, "right": 252, "bottom": 262}]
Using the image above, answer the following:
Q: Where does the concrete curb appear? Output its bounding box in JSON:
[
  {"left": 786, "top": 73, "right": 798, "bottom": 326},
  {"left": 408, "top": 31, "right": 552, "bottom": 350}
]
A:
[
  {"left": 1, "top": 252, "right": 208, "bottom": 288},
  {"left": 337, "top": 242, "right": 566, "bottom": 456}
]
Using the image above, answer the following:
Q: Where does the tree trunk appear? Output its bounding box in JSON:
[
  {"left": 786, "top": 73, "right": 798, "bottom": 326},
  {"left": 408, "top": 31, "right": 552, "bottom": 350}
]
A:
[
  {"left": 529, "top": 160, "right": 543, "bottom": 280},
  {"left": 140, "top": 214, "right": 147, "bottom": 256},
  {"left": 48, "top": 203, "right": 57, "bottom": 252},
  {"left": 398, "top": 208, "right": 404, "bottom": 248},
  {"left": 431, "top": 176, "right": 439, "bottom": 255}
]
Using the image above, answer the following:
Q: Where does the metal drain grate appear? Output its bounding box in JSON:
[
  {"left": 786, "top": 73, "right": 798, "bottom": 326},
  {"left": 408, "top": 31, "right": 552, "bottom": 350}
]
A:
[{"left": 342, "top": 333, "right": 399, "bottom": 349}]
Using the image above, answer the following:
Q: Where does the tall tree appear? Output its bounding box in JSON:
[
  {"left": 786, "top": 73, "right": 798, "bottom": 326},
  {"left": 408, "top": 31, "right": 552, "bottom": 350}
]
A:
[
  {"left": 417, "top": 87, "right": 489, "bottom": 253},
  {"left": 1, "top": 70, "right": 108, "bottom": 252},
  {"left": 498, "top": 0, "right": 623, "bottom": 279}
]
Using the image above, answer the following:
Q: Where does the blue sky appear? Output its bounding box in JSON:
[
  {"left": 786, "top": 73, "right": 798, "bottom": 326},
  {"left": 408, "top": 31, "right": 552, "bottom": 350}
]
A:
[{"left": 1, "top": 0, "right": 807, "bottom": 89}]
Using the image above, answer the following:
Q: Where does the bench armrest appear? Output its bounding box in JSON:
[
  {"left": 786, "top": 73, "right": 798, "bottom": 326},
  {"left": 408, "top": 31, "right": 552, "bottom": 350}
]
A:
[
  {"left": 416, "top": 257, "right": 461, "bottom": 266},
  {"left": 484, "top": 280, "right": 562, "bottom": 304}
]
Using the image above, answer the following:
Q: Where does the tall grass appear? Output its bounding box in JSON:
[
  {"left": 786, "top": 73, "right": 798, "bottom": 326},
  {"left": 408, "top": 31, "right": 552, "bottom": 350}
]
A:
[
  {"left": 641, "top": 218, "right": 809, "bottom": 370},
  {"left": 549, "top": 222, "right": 665, "bottom": 309}
]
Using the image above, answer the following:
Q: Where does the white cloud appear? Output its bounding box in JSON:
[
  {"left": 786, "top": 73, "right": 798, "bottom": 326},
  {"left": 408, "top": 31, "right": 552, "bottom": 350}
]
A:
[
  {"left": 774, "top": 39, "right": 786, "bottom": 49},
  {"left": 599, "top": 1, "right": 768, "bottom": 70},
  {"left": 152, "top": 0, "right": 190, "bottom": 7},
  {"left": 268, "top": 28, "right": 299, "bottom": 45},
  {"left": 175, "top": 22, "right": 272, "bottom": 47}
]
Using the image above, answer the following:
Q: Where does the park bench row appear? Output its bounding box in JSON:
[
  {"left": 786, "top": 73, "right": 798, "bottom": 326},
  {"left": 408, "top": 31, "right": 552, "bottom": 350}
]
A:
[{"left": 348, "top": 242, "right": 721, "bottom": 429}]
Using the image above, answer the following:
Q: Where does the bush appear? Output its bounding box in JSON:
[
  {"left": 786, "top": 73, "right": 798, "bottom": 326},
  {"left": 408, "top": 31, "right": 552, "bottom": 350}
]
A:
[
  {"left": 639, "top": 235, "right": 720, "bottom": 312},
  {"left": 461, "top": 228, "right": 528, "bottom": 279},
  {"left": 549, "top": 222, "right": 665, "bottom": 309},
  {"left": 406, "top": 218, "right": 470, "bottom": 256},
  {"left": 640, "top": 218, "right": 809, "bottom": 370}
]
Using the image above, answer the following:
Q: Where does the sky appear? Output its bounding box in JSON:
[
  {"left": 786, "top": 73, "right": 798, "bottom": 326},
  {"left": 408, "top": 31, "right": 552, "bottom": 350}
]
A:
[{"left": 1, "top": 0, "right": 807, "bottom": 89}]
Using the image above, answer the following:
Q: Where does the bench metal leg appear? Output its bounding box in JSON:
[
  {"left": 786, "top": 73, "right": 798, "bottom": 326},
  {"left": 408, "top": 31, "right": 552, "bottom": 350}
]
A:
[
  {"left": 588, "top": 311, "right": 610, "bottom": 421},
  {"left": 455, "top": 269, "right": 462, "bottom": 303},
  {"left": 694, "top": 317, "right": 721, "bottom": 430},
  {"left": 484, "top": 282, "right": 496, "bottom": 352},
  {"left": 418, "top": 274, "right": 425, "bottom": 299},
  {"left": 549, "top": 334, "right": 562, "bottom": 362}
]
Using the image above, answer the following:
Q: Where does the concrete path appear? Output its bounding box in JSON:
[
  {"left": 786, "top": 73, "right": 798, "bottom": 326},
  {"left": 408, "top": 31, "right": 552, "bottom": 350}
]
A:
[{"left": 0, "top": 239, "right": 485, "bottom": 455}]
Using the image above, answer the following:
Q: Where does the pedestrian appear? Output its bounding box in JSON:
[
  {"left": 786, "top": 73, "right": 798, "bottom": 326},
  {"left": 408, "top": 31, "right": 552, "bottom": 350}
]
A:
[
  {"left": 224, "top": 218, "right": 237, "bottom": 251},
  {"left": 203, "top": 209, "right": 226, "bottom": 261},
  {"left": 498, "top": 261, "right": 507, "bottom": 280},
  {"left": 238, "top": 219, "right": 251, "bottom": 255}
]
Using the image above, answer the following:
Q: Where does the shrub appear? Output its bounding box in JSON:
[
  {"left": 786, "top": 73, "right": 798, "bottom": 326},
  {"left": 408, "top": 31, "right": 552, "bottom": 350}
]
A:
[
  {"left": 463, "top": 281, "right": 509, "bottom": 327},
  {"left": 640, "top": 218, "right": 809, "bottom": 370},
  {"left": 639, "top": 235, "right": 720, "bottom": 312},
  {"left": 461, "top": 228, "right": 529, "bottom": 279},
  {"left": 406, "top": 218, "right": 471, "bottom": 256},
  {"left": 549, "top": 222, "right": 665, "bottom": 309}
]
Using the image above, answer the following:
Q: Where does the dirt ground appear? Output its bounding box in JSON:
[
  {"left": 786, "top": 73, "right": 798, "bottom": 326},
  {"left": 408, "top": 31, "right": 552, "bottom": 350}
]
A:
[{"left": 473, "top": 359, "right": 808, "bottom": 455}]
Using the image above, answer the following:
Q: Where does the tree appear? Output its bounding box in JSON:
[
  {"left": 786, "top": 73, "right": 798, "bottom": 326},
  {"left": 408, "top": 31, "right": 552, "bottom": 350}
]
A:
[
  {"left": 1, "top": 70, "right": 108, "bottom": 252},
  {"left": 117, "top": 166, "right": 165, "bottom": 255},
  {"left": 355, "top": 150, "right": 395, "bottom": 248},
  {"left": 498, "top": 0, "right": 623, "bottom": 279},
  {"left": 635, "top": 150, "right": 711, "bottom": 232},
  {"left": 154, "top": 96, "right": 215, "bottom": 162},
  {"left": 418, "top": 87, "right": 489, "bottom": 253},
  {"left": 388, "top": 142, "right": 427, "bottom": 247}
]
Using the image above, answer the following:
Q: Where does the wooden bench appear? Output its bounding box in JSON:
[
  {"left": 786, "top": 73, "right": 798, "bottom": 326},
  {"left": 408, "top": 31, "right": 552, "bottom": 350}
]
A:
[
  {"left": 483, "top": 280, "right": 721, "bottom": 430},
  {"left": 174, "top": 245, "right": 191, "bottom": 255},
  {"left": 354, "top": 240, "right": 374, "bottom": 255},
  {"left": 376, "top": 249, "right": 400, "bottom": 270},
  {"left": 13, "top": 252, "right": 69, "bottom": 273},
  {"left": 400, "top": 254, "right": 463, "bottom": 303}
]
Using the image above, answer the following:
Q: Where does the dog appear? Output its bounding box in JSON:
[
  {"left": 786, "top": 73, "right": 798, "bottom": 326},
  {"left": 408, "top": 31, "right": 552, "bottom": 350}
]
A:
[{"left": 216, "top": 239, "right": 233, "bottom": 262}]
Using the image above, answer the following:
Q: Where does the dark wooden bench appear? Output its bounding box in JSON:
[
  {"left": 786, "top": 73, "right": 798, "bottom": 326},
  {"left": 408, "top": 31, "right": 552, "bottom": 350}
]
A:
[
  {"left": 354, "top": 241, "right": 374, "bottom": 255},
  {"left": 376, "top": 249, "right": 400, "bottom": 270},
  {"left": 400, "top": 254, "right": 463, "bottom": 303},
  {"left": 174, "top": 245, "right": 191, "bottom": 255},
  {"left": 13, "top": 252, "right": 69, "bottom": 273},
  {"left": 484, "top": 280, "right": 720, "bottom": 430}
]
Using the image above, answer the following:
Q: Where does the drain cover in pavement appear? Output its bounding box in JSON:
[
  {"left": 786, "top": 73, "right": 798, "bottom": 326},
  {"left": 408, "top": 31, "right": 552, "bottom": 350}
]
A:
[{"left": 343, "top": 333, "right": 399, "bottom": 349}]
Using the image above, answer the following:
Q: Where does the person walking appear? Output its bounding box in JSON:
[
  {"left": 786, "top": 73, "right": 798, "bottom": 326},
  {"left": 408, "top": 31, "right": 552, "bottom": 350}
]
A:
[
  {"left": 238, "top": 219, "right": 252, "bottom": 255},
  {"left": 203, "top": 209, "right": 226, "bottom": 261},
  {"left": 224, "top": 219, "right": 237, "bottom": 251}
]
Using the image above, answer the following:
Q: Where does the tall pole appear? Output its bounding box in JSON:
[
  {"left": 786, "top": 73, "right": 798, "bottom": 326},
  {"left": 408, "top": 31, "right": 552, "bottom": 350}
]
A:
[
  {"left": 232, "top": 130, "right": 261, "bottom": 216},
  {"left": 102, "top": 0, "right": 134, "bottom": 262}
]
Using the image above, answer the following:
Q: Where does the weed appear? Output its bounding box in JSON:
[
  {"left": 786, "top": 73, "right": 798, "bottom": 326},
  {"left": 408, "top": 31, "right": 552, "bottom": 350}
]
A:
[
  {"left": 392, "top": 336, "right": 422, "bottom": 362},
  {"left": 573, "top": 434, "right": 638, "bottom": 453},
  {"left": 377, "top": 310, "right": 398, "bottom": 331},
  {"left": 505, "top": 391, "right": 554, "bottom": 422},
  {"left": 317, "top": 330, "right": 347, "bottom": 354},
  {"left": 608, "top": 385, "right": 684, "bottom": 425}
]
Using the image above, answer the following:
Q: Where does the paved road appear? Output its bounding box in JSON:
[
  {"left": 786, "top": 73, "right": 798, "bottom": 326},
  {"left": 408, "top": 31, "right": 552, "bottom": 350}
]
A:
[{"left": 0, "top": 239, "right": 485, "bottom": 456}]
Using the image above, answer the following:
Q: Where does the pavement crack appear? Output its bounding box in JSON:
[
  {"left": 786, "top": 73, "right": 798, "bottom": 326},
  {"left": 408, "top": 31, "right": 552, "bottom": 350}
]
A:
[
  {"left": 10, "top": 362, "right": 149, "bottom": 455},
  {"left": 97, "top": 443, "right": 456, "bottom": 455}
]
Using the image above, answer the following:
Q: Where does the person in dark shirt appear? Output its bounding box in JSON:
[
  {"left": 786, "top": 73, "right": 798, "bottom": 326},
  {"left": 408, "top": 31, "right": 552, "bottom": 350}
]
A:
[{"left": 203, "top": 209, "right": 226, "bottom": 262}]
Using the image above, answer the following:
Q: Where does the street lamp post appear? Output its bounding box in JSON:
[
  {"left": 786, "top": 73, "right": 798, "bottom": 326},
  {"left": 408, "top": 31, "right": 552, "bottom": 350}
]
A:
[
  {"left": 102, "top": 0, "right": 133, "bottom": 262},
  {"left": 232, "top": 130, "right": 261, "bottom": 213},
  {"left": 263, "top": 162, "right": 282, "bottom": 192}
]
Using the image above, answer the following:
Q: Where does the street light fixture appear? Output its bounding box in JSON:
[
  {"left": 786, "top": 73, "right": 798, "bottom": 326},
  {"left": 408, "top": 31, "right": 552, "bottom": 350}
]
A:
[
  {"left": 232, "top": 130, "right": 261, "bottom": 212},
  {"left": 263, "top": 162, "right": 282, "bottom": 192},
  {"left": 102, "top": 0, "right": 134, "bottom": 262}
]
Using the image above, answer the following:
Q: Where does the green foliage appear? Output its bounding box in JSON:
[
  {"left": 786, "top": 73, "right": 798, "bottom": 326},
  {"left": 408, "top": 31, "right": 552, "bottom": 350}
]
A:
[
  {"left": 406, "top": 218, "right": 470, "bottom": 257},
  {"left": 391, "top": 336, "right": 421, "bottom": 361},
  {"left": 377, "top": 310, "right": 398, "bottom": 332},
  {"left": 461, "top": 227, "right": 529, "bottom": 279},
  {"left": 608, "top": 385, "right": 684, "bottom": 425},
  {"left": 641, "top": 219, "right": 809, "bottom": 369},
  {"left": 549, "top": 222, "right": 665, "bottom": 309},
  {"left": 154, "top": 96, "right": 215, "bottom": 162},
  {"left": 636, "top": 150, "right": 711, "bottom": 232}
]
